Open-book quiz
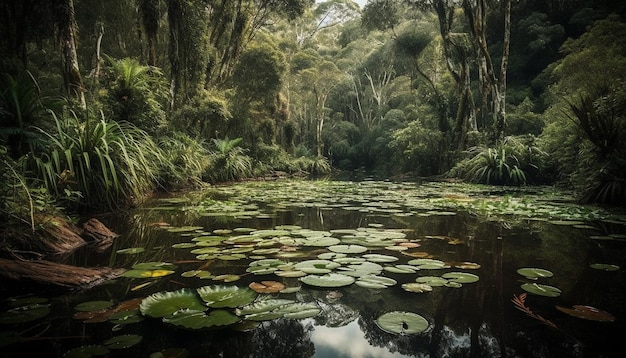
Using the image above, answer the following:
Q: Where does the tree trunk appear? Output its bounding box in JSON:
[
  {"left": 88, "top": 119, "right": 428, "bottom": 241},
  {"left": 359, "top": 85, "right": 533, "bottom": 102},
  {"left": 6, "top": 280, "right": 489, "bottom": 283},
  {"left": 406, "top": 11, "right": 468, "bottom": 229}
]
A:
[
  {"left": 56, "top": 0, "right": 86, "bottom": 108},
  {"left": 493, "top": 0, "right": 511, "bottom": 141},
  {"left": 0, "top": 258, "right": 125, "bottom": 289}
]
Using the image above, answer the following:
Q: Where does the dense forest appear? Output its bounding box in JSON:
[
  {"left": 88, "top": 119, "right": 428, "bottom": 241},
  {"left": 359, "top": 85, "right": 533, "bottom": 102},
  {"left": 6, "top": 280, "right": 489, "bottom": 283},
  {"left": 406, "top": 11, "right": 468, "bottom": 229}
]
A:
[{"left": 1, "top": 0, "right": 625, "bottom": 249}]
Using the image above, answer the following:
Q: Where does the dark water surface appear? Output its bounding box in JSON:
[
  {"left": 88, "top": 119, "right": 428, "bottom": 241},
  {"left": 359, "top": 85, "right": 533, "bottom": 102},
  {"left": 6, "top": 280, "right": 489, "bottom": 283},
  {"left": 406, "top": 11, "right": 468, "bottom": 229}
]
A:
[{"left": 2, "top": 180, "right": 626, "bottom": 357}]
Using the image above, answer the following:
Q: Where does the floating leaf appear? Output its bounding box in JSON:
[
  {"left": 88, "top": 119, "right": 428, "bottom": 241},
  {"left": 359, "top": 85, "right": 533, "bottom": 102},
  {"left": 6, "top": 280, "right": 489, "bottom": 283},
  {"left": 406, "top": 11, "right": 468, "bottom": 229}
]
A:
[
  {"left": 376, "top": 311, "right": 429, "bottom": 335},
  {"left": 104, "top": 334, "right": 142, "bottom": 349},
  {"left": 407, "top": 259, "right": 447, "bottom": 269},
  {"left": 521, "top": 283, "right": 562, "bottom": 297},
  {"left": 517, "top": 268, "right": 554, "bottom": 280},
  {"left": 249, "top": 281, "right": 286, "bottom": 293},
  {"left": 163, "top": 309, "right": 239, "bottom": 329},
  {"left": 441, "top": 272, "right": 479, "bottom": 284},
  {"left": 328, "top": 244, "right": 368, "bottom": 254},
  {"left": 64, "top": 345, "right": 109, "bottom": 358},
  {"left": 74, "top": 301, "right": 114, "bottom": 312},
  {"left": 0, "top": 304, "right": 51, "bottom": 324},
  {"left": 196, "top": 285, "right": 257, "bottom": 308},
  {"left": 123, "top": 269, "right": 175, "bottom": 279},
  {"left": 140, "top": 289, "right": 207, "bottom": 318},
  {"left": 212, "top": 274, "right": 241, "bottom": 282},
  {"left": 300, "top": 273, "right": 355, "bottom": 288},
  {"left": 453, "top": 262, "right": 481, "bottom": 270},
  {"left": 294, "top": 260, "right": 341, "bottom": 274},
  {"left": 236, "top": 299, "right": 295, "bottom": 316},
  {"left": 589, "top": 263, "right": 620, "bottom": 271},
  {"left": 132, "top": 262, "right": 177, "bottom": 271},
  {"left": 363, "top": 254, "right": 399, "bottom": 263},
  {"left": 401, "top": 283, "right": 433, "bottom": 293},
  {"left": 556, "top": 305, "right": 615, "bottom": 322},
  {"left": 415, "top": 276, "right": 448, "bottom": 287}
]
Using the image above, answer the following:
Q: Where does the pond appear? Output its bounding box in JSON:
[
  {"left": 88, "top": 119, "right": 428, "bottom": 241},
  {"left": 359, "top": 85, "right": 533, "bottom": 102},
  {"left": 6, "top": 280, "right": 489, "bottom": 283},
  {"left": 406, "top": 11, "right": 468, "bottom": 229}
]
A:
[{"left": 2, "top": 179, "right": 626, "bottom": 357}]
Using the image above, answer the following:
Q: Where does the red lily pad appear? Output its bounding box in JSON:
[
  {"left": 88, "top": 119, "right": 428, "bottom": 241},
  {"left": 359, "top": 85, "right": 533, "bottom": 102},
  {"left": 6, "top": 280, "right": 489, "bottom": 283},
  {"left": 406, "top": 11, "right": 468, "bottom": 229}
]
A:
[{"left": 556, "top": 305, "right": 615, "bottom": 322}]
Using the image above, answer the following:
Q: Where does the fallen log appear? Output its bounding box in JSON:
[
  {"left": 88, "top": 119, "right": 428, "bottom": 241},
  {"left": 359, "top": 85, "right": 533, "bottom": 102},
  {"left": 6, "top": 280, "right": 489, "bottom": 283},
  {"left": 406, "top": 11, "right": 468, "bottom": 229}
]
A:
[{"left": 0, "top": 258, "right": 125, "bottom": 289}]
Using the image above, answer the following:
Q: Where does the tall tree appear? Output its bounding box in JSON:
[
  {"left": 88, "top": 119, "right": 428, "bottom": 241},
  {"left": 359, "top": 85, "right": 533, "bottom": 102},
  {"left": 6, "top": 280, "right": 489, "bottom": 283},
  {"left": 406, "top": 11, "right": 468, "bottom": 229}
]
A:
[{"left": 55, "top": 0, "right": 86, "bottom": 108}]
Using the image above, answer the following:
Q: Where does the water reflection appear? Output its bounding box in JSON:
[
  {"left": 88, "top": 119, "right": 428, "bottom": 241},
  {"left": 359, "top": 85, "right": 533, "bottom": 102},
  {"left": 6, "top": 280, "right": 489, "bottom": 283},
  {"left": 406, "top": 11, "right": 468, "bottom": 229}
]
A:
[{"left": 309, "top": 319, "right": 411, "bottom": 358}]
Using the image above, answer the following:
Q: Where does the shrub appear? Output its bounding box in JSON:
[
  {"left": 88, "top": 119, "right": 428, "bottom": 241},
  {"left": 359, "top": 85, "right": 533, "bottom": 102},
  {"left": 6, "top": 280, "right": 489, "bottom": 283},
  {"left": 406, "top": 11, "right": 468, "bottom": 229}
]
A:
[
  {"left": 158, "top": 132, "right": 211, "bottom": 189},
  {"left": 204, "top": 138, "right": 253, "bottom": 183},
  {"left": 448, "top": 135, "right": 547, "bottom": 186},
  {"left": 31, "top": 111, "right": 163, "bottom": 208}
]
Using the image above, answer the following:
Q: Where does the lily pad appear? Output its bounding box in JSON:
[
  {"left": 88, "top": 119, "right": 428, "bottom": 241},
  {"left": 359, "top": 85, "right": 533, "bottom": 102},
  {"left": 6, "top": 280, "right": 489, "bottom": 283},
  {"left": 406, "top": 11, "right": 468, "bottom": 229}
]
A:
[
  {"left": 163, "top": 309, "right": 240, "bottom": 329},
  {"left": 517, "top": 268, "right": 554, "bottom": 280},
  {"left": 407, "top": 259, "right": 447, "bottom": 270},
  {"left": 132, "top": 262, "right": 177, "bottom": 271},
  {"left": 74, "top": 301, "right": 114, "bottom": 312},
  {"left": 376, "top": 311, "right": 429, "bottom": 335},
  {"left": 328, "top": 244, "right": 368, "bottom": 254},
  {"left": 294, "top": 260, "right": 341, "bottom": 274},
  {"left": 64, "top": 345, "right": 109, "bottom": 358},
  {"left": 300, "top": 273, "right": 355, "bottom": 288},
  {"left": 249, "top": 281, "right": 286, "bottom": 293},
  {"left": 363, "top": 254, "right": 399, "bottom": 263},
  {"left": 415, "top": 276, "right": 448, "bottom": 287},
  {"left": 521, "top": 283, "right": 562, "bottom": 297},
  {"left": 140, "top": 289, "right": 207, "bottom": 318},
  {"left": 401, "top": 283, "right": 433, "bottom": 293},
  {"left": 589, "top": 263, "right": 620, "bottom": 271},
  {"left": 236, "top": 299, "right": 295, "bottom": 316},
  {"left": 0, "top": 303, "right": 51, "bottom": 324},
  {"left": 196, "top": 285, "right": 257, "bottom": 308},
  {"left": 556, "top": 305, "right": 615, "bottom": 322},
  {"left": 441, "top": 272, "right": 480, "bottom": 284},
  {"left": 123, "top": 269, "right": 176, "bottom": 279},
  {"left": 103, "top": 334, "right": 142, "bottom": 349}
]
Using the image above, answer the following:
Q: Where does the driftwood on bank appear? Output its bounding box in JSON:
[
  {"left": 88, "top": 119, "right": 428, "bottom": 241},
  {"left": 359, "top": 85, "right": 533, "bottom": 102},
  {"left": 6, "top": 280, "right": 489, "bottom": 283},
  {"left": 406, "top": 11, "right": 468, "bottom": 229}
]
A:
[
  {"left": 0, "top": 217, "right": 123, "bottom": 289},
  {"left": 0, "top": 258, "right": 125, "bottom": 289}
]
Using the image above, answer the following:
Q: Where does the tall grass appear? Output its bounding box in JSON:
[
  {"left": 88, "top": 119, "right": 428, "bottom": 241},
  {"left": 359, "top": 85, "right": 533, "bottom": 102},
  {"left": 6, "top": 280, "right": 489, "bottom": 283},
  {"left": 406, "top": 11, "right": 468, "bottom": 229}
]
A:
[
  {"left": 204, "top": 138, "right": 253, "bottom": 183},
  {"left": 31, "top": 111, "right": 163, "bottom": 208},
  {"left": 159, "top": 132, "right": 211, "bottom": 189}
]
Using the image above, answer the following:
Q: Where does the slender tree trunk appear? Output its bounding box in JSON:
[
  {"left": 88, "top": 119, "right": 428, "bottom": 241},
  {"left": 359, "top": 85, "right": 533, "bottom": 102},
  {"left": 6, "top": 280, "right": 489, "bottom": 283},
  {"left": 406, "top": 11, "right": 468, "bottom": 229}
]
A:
[
  {"left": 167, "top": 0, "right": 183, "bottom": 109},
  {"left": 56, "top": 0, "right": 86, "bottom": 108},
  {"left": 493, "top": 0, "right": 511, "bottom": 141}
]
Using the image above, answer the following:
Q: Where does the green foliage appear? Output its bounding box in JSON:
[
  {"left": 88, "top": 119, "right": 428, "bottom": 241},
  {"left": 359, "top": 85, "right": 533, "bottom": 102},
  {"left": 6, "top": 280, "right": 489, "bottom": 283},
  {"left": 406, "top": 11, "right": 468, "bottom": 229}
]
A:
[
  {"left": 159, "top": 133, "right": 211, "bottom": 190},
  {"left": 103, "top": 57, "right": 167, "bottom": 133},
  {"left": 390, "top": 119, "right": 445, "bottom": 176},
  {"left": 204, "top": 138, "right": 253, "bottom": 183},
  {"left": 170, "top": 89, "right": 232, "bottom": 138},
  {"left": 448, "top": 136, "right": 547, "bottom": 186},
  {"left": 31, "top": 111, "right": 162, "bottom": 208},
  {"left": 539, "top": 15, "right": 626, "bottom": 204},
  {"left": 294, "top": 155, "right": 332, "bottom": 177},
  {"left": 0, "top": 72, "right": 58, "bottom": 158}
]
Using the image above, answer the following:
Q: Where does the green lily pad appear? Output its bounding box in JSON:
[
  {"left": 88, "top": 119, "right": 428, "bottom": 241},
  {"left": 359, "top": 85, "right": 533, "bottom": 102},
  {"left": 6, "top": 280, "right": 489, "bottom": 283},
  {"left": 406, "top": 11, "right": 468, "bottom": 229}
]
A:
[
  {"left": 236, "top": 299, "right": 295, "bottom": 316},
  {"left": 163, "top": 309, "right": 240, "bottom": 329},
  {"left": 64, "top": 345, "right": 109, "bottom": 358},
  {"left": 363, "top": 254, "right": 399, "bottom": 263},
  {"left": 123, "top": 269, "right": 175, "bottom": 279},
  {"left": 384, "top": 265, "right": 417, "bottom": 274},
  {"left": 278, "top": 302, "right": 321, "bottom": 319},
  {"left": 109, "top": 310, "right": 144, "bottom": 325},
  {"left": 376, "top": 311, "right": 429, "bottom": 335},
  {"left": 589, "top": 263, "right": 620, "bottom": 271},
  {"left": 302, "top": 237, "right": 341, "bottom": 247},
  {"left": 172, "top": 243, "right": 196, "bottom": 249},
  {"left": 300, "top": 273, "right": 355, "bottom": 288},
  {"left": 0, "top": 303, "right": 51, "bottom": 324},
  {"left": 517, "top": 268, "right": 554, "bottom": 280},
  {"left": 328, "top": 244, "right": 368, "bottom": 254},
  {"left": 103, "top": 334, "right": 142, "bottom": 349},
  {"left": 294, "top": 260, "right": 341, "bottom": 274},
  {"left": 116, "top": 247, "right": 145, "bottom": 255},
  {"left": 415, "top": 276, "right": 448, "bottom": 287},
  {"left": 407, "top": 259, "right": 447, "bottom": 270},
  {"left": 140, "top": 289, "right": 207, "bottom": 318},
  {"left": 132, "top": 262, "right": 177, "bottom": 271},
  {"left": 521, "top": 283, "right": 562, "bottom": 297},
  {"left": 401, "top": 283, "right": 433, "bottom": 293},
  {"left": 74, "top": 301, "right": 114, "bottom": 312},
  {"left": 196, "top": 285, "right": 257, "bottom": 308},
  {"left": 441, "top": 272, "right": 480, "bottom": 284},
  {"left": 356, "top": 275, "right": 397, "bottom": 289}
]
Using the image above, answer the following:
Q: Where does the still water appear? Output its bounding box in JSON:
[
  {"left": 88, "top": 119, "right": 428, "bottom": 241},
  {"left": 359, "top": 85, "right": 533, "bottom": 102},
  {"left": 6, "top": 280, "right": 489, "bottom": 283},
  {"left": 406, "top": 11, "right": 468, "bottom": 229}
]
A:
[{"left": 2, "top": 180, "right": 626, "bottom": 357}]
